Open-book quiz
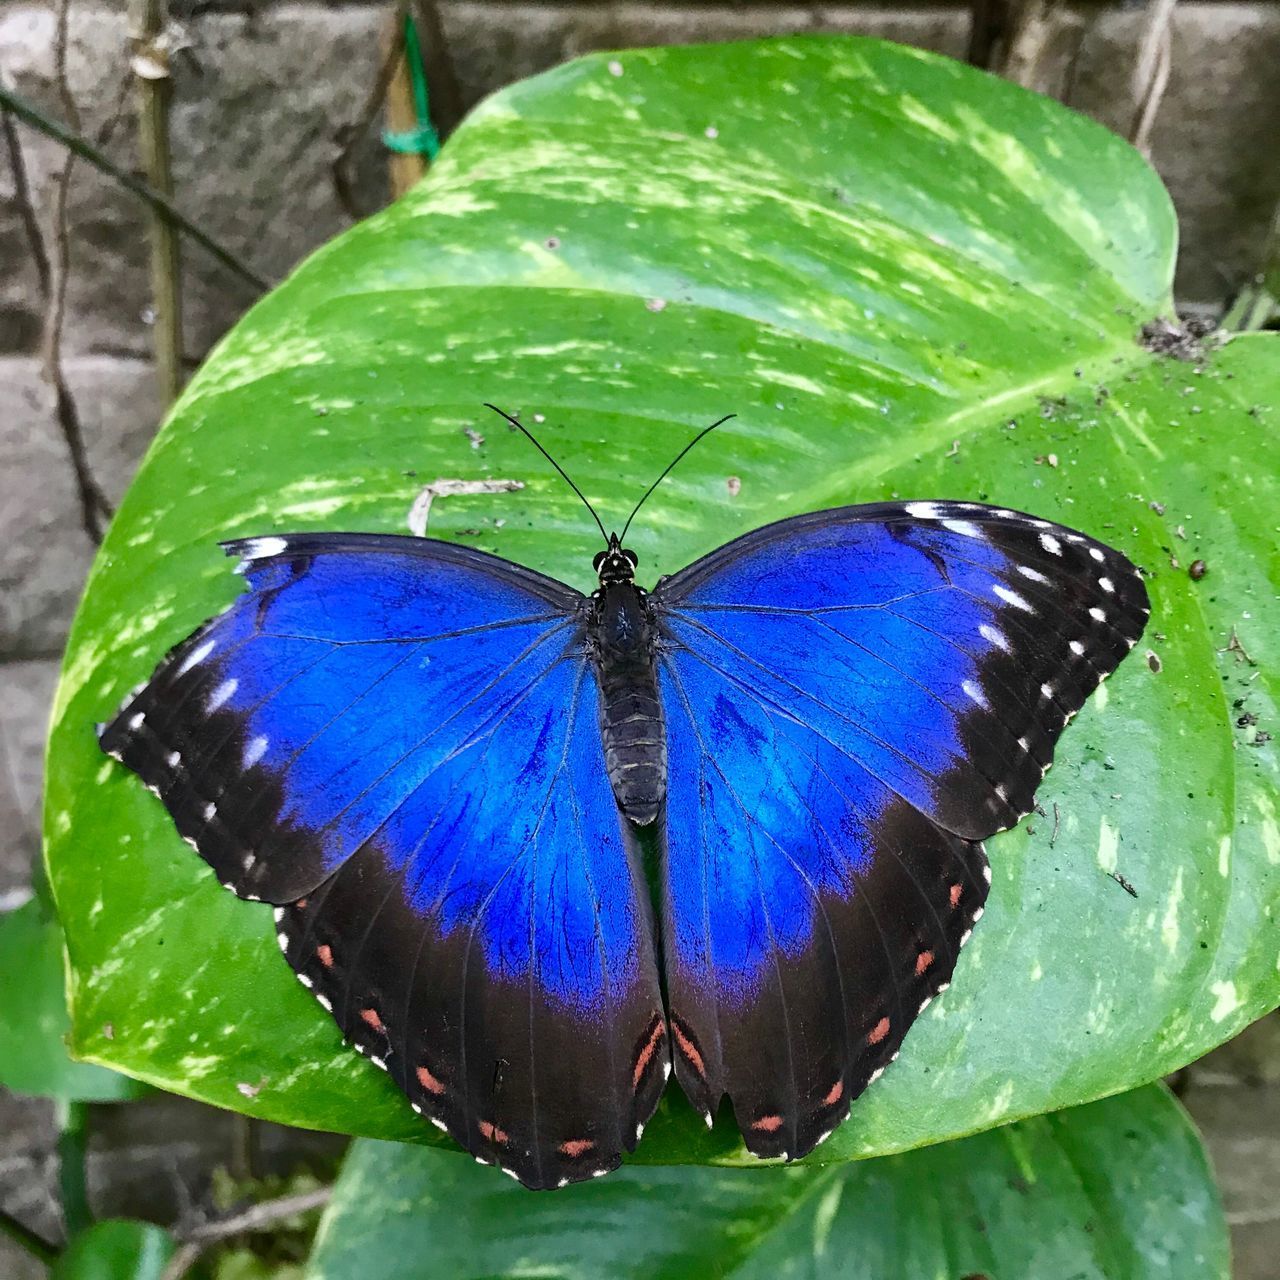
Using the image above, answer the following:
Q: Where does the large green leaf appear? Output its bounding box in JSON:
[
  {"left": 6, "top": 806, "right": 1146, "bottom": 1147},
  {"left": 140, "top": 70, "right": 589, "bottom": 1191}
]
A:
[
  {"left": 305, "top": 1085, "right": 1227, "bottom": 1279},
  {"left": 46, "top": 36, "right": 1278, "bottom": 1166}
]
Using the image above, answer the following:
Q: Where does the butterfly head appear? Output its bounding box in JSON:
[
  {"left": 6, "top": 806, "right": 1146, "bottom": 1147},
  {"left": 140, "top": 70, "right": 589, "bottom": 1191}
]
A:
[{"left": 594, "top": 533, "right": 639, "bottom": 587}]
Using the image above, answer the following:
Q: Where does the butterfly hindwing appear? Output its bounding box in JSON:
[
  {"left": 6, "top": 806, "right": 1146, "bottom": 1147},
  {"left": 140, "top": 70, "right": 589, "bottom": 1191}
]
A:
[
  {"left": 651, "top": 501, "right": 1147, "bottom": 1154},
  {"left": 100, "top": 534, "right": 668, "bottom": 1188}
]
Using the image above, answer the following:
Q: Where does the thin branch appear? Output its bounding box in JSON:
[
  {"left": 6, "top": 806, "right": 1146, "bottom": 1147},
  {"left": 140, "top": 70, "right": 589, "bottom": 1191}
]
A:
[
  {"left": 1129, "top": 0, "right": 1177, "bottom": 154},
  {"left": 997, "top": 0, "right": 1069, "bottom": 91},
  {"left": 129, "top": 0, "right": 184, "bottom": 403},
  {"left": 159, "top": 1186, "right": 332, "bottom": 1280},
  {"left": 331, "top": 0, "right": 409, "bottom": 221},
  {"left": 410, "top": 0, "right": 464, "bottom": 139},
  {"left": 37, "top": 0, "right": 116, "bottom": 544},
  {"left": 384, "top": 7, "right": 427, "bottom": 199},
  {"left": 0, "top": 85, "right": 270, "bottom": 293},
  {"left": 0, "top": 1208, "right": 59, "bottom": 1266},
  {"left": 967, "top": 0, "right": 1009, "bottom": 68},
  {"left": 0, "top": 109, "right": 50, "bottom": 294}
]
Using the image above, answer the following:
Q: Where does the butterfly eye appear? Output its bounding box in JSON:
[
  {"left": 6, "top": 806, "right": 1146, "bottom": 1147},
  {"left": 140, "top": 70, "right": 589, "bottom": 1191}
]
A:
[
  {"left": 623, "top": 549, "right": 639, "bottom": 567},
  {"left": 593, "top": 551, "right": 607, "bottom": 572}
]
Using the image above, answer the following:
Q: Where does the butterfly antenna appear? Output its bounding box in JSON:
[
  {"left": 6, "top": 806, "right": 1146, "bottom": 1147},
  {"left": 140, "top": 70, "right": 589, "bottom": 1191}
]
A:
[
  {"left": 619, "top": 414, "right": 736, "bottom": 542},
  {"left": 483, "top": 404, "right": 609, "bottom": 545}
]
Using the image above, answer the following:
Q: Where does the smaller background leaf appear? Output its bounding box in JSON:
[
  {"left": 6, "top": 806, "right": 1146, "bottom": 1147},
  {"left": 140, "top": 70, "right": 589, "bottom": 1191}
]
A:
[
  {"left": 305, "top": 1085, "right": 1226, "bottom": 1280},
  {"left": 0, "top": 901, "right": 144, "bottom": 1102},
  {"left": 50, "top": 1221, "right": 173, "bottom": 1280}
]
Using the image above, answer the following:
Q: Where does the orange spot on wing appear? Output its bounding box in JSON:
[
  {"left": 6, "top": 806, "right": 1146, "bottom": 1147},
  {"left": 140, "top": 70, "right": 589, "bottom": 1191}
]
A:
[
  {"left": 415, "top": 1064, "right": 445, "bottom": 1095},
  {"left": 823, "top": 1079, "right": 844, "bottom": 1107},
  {"left": 632, "top": 1018, "right": 666, "bottom": 1088},
  {"left": 316, "top": 944, "right": 334, "bottom": 968},
  {"left": 672, "top": 1021, "right": 706, "bottom": 1079},
  {"left": 478, "top": 1120, "right": 509, "bottom": 1145},
  {"left": 948, "top": 883, "right": 963, "bottom": 909},
  {"left": 559, "top": 1138, "right": 595, "bottom": 1158},
  {"left": 752, "top": 1114, "right": 783, "bottom": 1133},
  {"left": 295, "top": 898, "right": 308, "bottom": 910},
  {"left": 868, "top": 1016, "right": 891, "bottom": 1046},
  {"left": 359, "top": 1007, "right": 385, "bottom": 1033},
  {"left": 915, "top": 949, "right": 934, "bottom": 976}
]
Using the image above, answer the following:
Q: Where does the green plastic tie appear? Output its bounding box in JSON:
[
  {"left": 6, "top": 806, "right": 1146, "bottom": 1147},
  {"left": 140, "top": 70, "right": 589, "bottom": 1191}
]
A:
[{"left": 382, "top": 14, "right": 441, "bottom": 160}]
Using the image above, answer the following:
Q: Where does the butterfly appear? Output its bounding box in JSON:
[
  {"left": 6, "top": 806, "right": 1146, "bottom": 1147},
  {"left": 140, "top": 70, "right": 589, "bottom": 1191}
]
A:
[{"left": 99, "top": 408, "right": 1149, "bottom": 1189}]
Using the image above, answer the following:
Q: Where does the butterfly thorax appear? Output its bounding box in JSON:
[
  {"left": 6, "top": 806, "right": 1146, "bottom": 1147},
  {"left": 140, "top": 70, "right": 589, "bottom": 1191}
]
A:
[{"left": 587, "top": 542, "right": 667, "bottom": 827}]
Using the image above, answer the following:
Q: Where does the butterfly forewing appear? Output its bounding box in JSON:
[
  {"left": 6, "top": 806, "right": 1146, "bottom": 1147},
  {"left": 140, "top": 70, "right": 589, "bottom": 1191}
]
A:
[
  {"left": 99, "top": 534, "right": 669, "bottom": 1189},
  {"left": 651, "top": 500, "right": 1147, "bottom": 1154}
]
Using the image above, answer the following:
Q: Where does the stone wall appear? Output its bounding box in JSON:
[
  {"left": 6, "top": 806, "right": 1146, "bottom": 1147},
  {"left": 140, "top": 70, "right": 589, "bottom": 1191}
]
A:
[{"left": 1, "top": 1, "right": 1277, "bottom": 1271}]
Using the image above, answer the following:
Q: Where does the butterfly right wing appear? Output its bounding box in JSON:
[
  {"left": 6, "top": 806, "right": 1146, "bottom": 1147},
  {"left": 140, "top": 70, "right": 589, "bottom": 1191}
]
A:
[{"left": 99, "top": 534, "right": 668, "bottom": 1188}]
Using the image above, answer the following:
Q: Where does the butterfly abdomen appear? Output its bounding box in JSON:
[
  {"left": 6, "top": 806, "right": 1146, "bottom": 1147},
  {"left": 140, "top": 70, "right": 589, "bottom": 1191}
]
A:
[{"left": 589, "top": 584, "right": 667, "bottom": 826}]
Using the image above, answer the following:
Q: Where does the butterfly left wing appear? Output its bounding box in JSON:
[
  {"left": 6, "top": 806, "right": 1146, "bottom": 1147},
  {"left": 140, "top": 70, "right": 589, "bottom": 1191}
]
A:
[
  {"left": 650, "top": 501, "right": 1148, "bottom": 1159},
  {"left": 99, "top": 534, "right": 668, "bottom": 1188}
]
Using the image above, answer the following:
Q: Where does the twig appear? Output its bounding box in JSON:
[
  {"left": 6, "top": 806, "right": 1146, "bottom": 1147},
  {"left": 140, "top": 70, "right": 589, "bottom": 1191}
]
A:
[
  {"left": 967, "top": 0, "right": 1009, "bottom": 68},
  {"left": 407, "top": 477, "right": 524, "bottom": 537},
  {"left": 410, "top": 0, "right": 464, "bottom": 138},
  {"left": 1218, "top": 626, "right": 1257, "bottom": 666},
  {"left": 43, "top": 0, "right": 116, "bottom": 544},
  {"left": 1129, "top": 0, "right": 1177, "bottom": 154},
  {"left": 384, "top": 8, "right": 426, "bottom": 199},
  {"left": 0, "top": 86, "right": 270, "bottom": 293},
  {"left": 1109, "top": 870, "right": 1139, "bottom": 898},
  {"left": 998, "top": 0, "right": 1069, "bottom": 91},
  {"left": 160, "top": 1186, "right": 332, "bottom": 1280},
  {"left": 0, "top": 1209, "right": 59, "bottom": 1266},
  {"left": 1049, "top": 801, "right": 1061, "bottom": 848},
  {"left": 332, "top": 0, "right": 408, "bottom": 220},
  {"left": 129, "top": 0, "right": 184, "bottom": 403},
  {"left": 0, "top": 109, "right": 50, "bottom": 294}
]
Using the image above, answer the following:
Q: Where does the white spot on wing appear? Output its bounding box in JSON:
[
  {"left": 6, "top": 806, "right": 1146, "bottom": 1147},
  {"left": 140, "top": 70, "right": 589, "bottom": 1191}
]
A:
[
  {"left": 208, "top": 678, "right": 238, "bottom": 711},
  {"left": 1017, "top": 565, "right": 1049, "bottom": 584},
  {"left": 241, "top": 536, "right": 289, "bottom": 561},
  {"left": 1089, "top": 607, "right": 1106, "bottom": 623},
  {"left": 1039, "top": 533, "right": 1062, "bottom": 555},
  {"left": 244, "top": 736, "right": 269, "bottom": 768},
  {"left": 942, "top": 519, "right": 982, "bottom": 538},
  {"left": 176, "top": 639, "right": 215, "bottom": 676},
  {"left": 316, "top": 994, "right": 333, "bottom": 1011},
  {"left": 166, "top": 750, "right": 181, "bottom": 768},
  {"left": 979, "top": 623, "right": 1010, "bottom": 653},
  {"left": 961, "top": 679, "right": 990, "bottom": 710},
  {"left": 904, "top": 501, "right": 942, "bottom": 519},
  {"left": 1069, "top": 640, "right": 1085, "bottom": 656},
  {"left": 128, "top": 711, "right": 145, "bottom": 730},
  {"left": 1098, "top": 576, "right": 1115, "bottom": 593},
  {"left": 1089, "top": 547, "right": 1105, "bottom": 562},
  {"left": 993, "top": 584, "right": 1033, "bottom": 612}
]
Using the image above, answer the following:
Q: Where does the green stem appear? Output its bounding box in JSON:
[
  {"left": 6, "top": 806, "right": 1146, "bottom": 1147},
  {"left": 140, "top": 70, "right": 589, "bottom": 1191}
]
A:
[
  {"left": 0, "top": 87, "right": 270, "bottom": 294},
  {"left": 0, "top": 1209, "right": 57, "bottom": 1267},
  {"left": 56, "top": 1099, "right": 92, "bottom": 1240}
]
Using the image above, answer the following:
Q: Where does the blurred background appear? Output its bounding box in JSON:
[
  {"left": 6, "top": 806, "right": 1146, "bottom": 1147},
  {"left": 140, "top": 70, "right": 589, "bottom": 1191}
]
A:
[{"left": 2, "top": 3, "right": 1277, "bottom": 1276}]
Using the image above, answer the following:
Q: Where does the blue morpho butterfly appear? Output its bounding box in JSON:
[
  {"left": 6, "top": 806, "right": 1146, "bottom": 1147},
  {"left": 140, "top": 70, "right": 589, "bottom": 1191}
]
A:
[{"left": 99, "top": 405, "right": 1149, "bottom": 1189}]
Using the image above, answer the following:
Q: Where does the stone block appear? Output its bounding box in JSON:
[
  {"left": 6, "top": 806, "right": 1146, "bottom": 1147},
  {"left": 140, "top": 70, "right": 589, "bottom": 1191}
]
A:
[
  {"left": 0, "top": 5, "right": 390, "bottom": 361},
  {"left": 0, "top": 658, "right": 60, "bottom": 899},
  {"left": 0, "top": 1093, "right": 60, "bottom": 1257},
  {"left": 1067, "top": 4, "right": 1280, "bottom": 306},
  {"left": 0, "top": 355, "right": 158, "bottom": 657}
]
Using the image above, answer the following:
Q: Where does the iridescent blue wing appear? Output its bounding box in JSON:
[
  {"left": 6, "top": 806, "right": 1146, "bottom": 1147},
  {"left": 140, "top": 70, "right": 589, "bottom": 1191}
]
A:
[
  {"left": 99, "top": 534, "right": 668, "bottom": 1189},
  {"left": 651, "top": 501, "right": 1149, "bottom": 1159}
]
